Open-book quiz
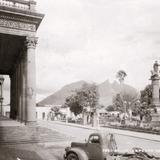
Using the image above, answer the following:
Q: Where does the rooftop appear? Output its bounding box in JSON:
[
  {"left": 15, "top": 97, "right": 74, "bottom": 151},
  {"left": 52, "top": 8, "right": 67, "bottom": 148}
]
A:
[{"left": 0, "top": 0, "right": 36, "bottom": 12}]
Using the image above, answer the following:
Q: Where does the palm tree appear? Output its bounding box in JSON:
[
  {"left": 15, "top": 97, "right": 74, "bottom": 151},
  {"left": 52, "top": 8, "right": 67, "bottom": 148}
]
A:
[
  {"left": 116, "top": 70, "right": 127, "bottom": 117},
  {"left": 116, "top": 70, "right": 127, "bottom": 84}
]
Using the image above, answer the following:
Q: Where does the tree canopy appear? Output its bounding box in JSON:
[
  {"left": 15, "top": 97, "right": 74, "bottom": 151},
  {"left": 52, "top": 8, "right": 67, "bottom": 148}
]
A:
[
  {"left": 106, "top": 105, "right": 115, "bottom": 112},
  {"left": 64, "top": 83, "right": 99, "bottom": 116},
  {"left": 116, "top": 70, "right": 127, "bottom": 84},
  {"left": 51, "top": 106, "right": 61, "bottom": 116},
  {"left": 65, "top": 96, "right": 83, "bottom": 116},
  {"left": 140, "top": 84, "right": 152, "bottom": 106}
]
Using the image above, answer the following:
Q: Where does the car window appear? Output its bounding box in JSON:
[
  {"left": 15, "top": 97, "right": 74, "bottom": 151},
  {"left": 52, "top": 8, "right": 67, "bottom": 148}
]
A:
[{"left": 89, "top": 135, "right": 100, "bottom": 144}]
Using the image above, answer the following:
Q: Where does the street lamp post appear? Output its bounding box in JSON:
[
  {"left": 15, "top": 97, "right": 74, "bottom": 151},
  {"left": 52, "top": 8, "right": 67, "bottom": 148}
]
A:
[
  {"left": 123, "top": 101, "right": 127, "bottom": 125},
  {"left": 123, "top": 101, "right": 127, "bottom": 115},
  {"left": 0, "top": 75, "right": 4, "bottom": 116}
]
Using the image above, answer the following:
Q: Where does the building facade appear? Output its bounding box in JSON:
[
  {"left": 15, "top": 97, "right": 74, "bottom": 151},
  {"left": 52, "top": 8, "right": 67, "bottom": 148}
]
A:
[{"left": 0, "top": 0, "right": 44, "bottom": 125}]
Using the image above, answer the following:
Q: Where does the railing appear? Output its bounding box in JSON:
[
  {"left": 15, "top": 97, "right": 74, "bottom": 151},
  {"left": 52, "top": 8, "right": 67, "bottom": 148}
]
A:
[{"left": 0, "top": 0, "right": 36, "bottom": 11}]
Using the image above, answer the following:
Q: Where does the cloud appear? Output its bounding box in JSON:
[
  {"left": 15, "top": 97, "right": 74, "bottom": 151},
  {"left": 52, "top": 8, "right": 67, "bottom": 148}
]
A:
[
  {"left": 3, "top": 0, "right": 160, "bottom": 102},
  {"left": 35, "top": 0, "right": 160, "bottom": 95}
]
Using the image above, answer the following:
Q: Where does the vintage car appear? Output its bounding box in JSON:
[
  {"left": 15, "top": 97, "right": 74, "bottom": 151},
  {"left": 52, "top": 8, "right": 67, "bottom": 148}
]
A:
[{"left": 64, "top": 132, "right": 160, "bottom": 160}]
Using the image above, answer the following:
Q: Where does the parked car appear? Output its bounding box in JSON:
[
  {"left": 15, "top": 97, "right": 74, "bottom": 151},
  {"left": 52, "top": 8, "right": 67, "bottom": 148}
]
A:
[{"left": 64, "top": 132, "right": 160, "bottom": 160}]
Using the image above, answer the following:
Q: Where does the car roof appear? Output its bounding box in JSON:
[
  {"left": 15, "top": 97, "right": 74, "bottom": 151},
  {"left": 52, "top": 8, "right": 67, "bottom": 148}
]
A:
[{"left": 89, "top": 132, "right": 113, "bottom": 138}]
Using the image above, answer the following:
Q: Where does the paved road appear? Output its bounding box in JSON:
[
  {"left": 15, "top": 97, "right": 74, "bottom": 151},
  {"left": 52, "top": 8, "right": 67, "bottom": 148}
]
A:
[{"left": 38, "top": 120, "right": 160, "bottom": 159}]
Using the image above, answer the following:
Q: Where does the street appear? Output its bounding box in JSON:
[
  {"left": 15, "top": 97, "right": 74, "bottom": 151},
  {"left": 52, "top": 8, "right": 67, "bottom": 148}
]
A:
[{"left": 38, "top": 120, "right": 160, "bottom": 160}]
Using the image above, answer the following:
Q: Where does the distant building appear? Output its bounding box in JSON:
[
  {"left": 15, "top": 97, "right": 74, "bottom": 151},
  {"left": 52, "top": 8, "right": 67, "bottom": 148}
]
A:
[
  {"left": 36, "top": 105, "right": 52, "bottom": 120},
  {"left": 2, "top": 104, "right": 71, "bottom": 121}
]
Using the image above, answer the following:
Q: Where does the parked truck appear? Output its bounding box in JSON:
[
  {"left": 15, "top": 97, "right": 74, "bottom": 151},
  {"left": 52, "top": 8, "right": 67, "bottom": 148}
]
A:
[{"left": 64, "top": 132, "right": 160, "bottom": 160}]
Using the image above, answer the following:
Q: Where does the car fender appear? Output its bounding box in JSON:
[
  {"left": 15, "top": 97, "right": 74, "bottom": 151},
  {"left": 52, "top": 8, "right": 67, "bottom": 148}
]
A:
[{"left": 67, "top": 147, "right": 88, "bottom": 160}]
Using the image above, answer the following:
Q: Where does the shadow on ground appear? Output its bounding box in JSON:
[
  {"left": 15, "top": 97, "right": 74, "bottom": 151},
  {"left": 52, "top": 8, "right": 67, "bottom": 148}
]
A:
[{"left": 0, "top": 145, "right": 43, "bottom": 160}]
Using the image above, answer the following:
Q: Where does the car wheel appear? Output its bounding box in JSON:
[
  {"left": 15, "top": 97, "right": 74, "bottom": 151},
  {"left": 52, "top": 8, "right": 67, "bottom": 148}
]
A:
[{"left": 67, "top": 153, "right": 79, "bottom": 160}]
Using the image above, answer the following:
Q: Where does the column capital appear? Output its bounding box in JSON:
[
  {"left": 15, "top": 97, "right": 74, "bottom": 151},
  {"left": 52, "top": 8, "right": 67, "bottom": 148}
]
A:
[{"left": 25, "top": 36, "right": 38, "bottom": 49}]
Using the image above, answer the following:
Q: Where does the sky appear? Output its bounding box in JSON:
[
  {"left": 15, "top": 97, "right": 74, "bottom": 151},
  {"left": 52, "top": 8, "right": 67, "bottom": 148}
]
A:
[{"left": 3, "top": 0, "right": 160, "bottom": 103}]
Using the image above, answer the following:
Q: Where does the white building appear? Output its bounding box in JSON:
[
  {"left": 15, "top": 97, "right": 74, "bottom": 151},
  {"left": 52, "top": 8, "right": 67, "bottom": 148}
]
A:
[
  {"left": 2, "top": 104, "right": 10, "bottom": 118},
  {"left": 36, "top": 105, "right": 52, "bottom": 120},
  {"left": 2, "top": 105, "right": 52, "bottom": 120}
]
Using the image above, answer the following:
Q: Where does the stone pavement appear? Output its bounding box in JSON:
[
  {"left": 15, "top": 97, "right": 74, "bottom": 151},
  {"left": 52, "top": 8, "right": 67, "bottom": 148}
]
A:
[
  {"left": 0, "top": 117, "right": 75, "bottom": 160},
  {"left": 0, "top": 116, "right": 24, "bottom": 127},
  {"left": 0, "top": 131, "right": 69, "bottom": 160},
  {"left": 0, "top": 144, "right": 45, "bottom": 160}
]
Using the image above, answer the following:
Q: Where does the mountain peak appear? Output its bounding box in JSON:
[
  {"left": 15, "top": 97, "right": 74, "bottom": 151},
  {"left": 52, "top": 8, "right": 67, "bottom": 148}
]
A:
[
  {"left": 38, "top": 80, "right": 137, "bottom": 107},
  {"left": 62, "top": 80, "right": 87, "bottom": 89},
  {"left": 101, "top": 79, "right": 110, "bottom": 85},
  {"left": 38, "top": 80, "right": 87, "bottom": 106}
]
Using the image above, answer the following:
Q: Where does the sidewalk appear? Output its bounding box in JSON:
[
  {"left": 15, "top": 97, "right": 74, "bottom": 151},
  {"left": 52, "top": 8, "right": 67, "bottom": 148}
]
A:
[
  {"left": 0, "top": 117, "right": 64, "bottom": 160},
  {"left": 0, "top": 115, "right": 24, "bottom": 127},
  {"left": 0, "top": 143, "right": 57, "bottom": 160}
]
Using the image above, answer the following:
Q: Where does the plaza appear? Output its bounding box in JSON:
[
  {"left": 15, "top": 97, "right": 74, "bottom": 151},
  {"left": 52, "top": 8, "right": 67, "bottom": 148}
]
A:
[{"left": 1, "top": 0, "right": 160, "bottom": 160}]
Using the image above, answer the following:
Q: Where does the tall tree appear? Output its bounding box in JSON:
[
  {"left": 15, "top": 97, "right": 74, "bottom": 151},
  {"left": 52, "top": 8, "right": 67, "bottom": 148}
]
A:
[
  {"left": 51, "top": 106, "right": 61, "bottom": 116},
  {"left": 116, "top": 70, "right": 127, "bottom": 84},
  {"left": 114, "top": 70, "right": 140, "bottom": 115},
  {"left": 113, "top": 92, "right": 138, "bottom": 113},
  {"left": 113, "top": 94, "right": 124, "bottom": 112},
  {"left": 64, "top": 95, "right": 83, "bottom": 116},
  {"left": 140, "top": 84, "right": 152, "bottom": 106},
  {"left": 64, "top": 83, "right": 99, "bottom": 116}
]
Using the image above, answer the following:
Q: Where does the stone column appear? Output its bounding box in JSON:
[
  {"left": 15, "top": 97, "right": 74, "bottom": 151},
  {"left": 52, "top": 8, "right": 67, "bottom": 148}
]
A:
[
  {"left": 15, "top": 67, "right": 17, "bottom": 119},
  {"left": 17, "top": 66, "right": 20, "bottom": 120},
  {"left": 22, "top": 55, "right": 26, "bottom": 122},
  {"left": 10, "top": 74, "right": 13, "bottom": 119},
  {"left": 0, "top": 82, "right": 3, "bottom": 115},
  {"left": 10, "top": 72, "right": 16, "bottom": 119},
  {"left": 152, "top": 77, "right": 160, "bottom": 107},
  {"left": 17, "top": 63, "right": 21, "bottom": 121},
  {"left": 13, "top": 71, "right": 17, "bottom": 119},
  {"left": 18, "top": 61, "right": 23, "bottom": 122},
  {"left": 151, "top": 77, "right": 160, "bottom": 127},
  {"left": 150, "top": 61, "right": 160, "bottom": 128},
  {"left": 0, "top": 75, "right": 4, "bottom": 115},
  {"left": 25, "top": 36, "right": 38, "bottom": 125},
  {"left": 20, "top": 58, "right": 25, "bottom": 122},
  {"left": 83, "top": 111, "right": 88, "bottom": 125},
  {"left": 92, "top": 110, "right": 99, "bottom": 128}
]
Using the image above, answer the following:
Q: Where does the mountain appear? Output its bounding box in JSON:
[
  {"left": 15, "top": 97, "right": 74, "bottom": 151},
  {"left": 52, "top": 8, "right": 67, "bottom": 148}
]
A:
[
  {"left": 98, "top": 80, "right": 113, "bottom": 106},
  {"left": 37, "top": 80, "right": 87, "bottom": 106},
  {"left": 37, "top": 80, "right": 138, "bottom": 106},
  {"left": 97, "top": 80, "right": 138, "bottom": 106}
]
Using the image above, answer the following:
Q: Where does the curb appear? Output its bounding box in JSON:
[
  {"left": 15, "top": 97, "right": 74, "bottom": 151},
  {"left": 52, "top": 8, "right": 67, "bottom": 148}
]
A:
[{"left": 51, "top": 121, "right": 160, "bottom": 142}]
